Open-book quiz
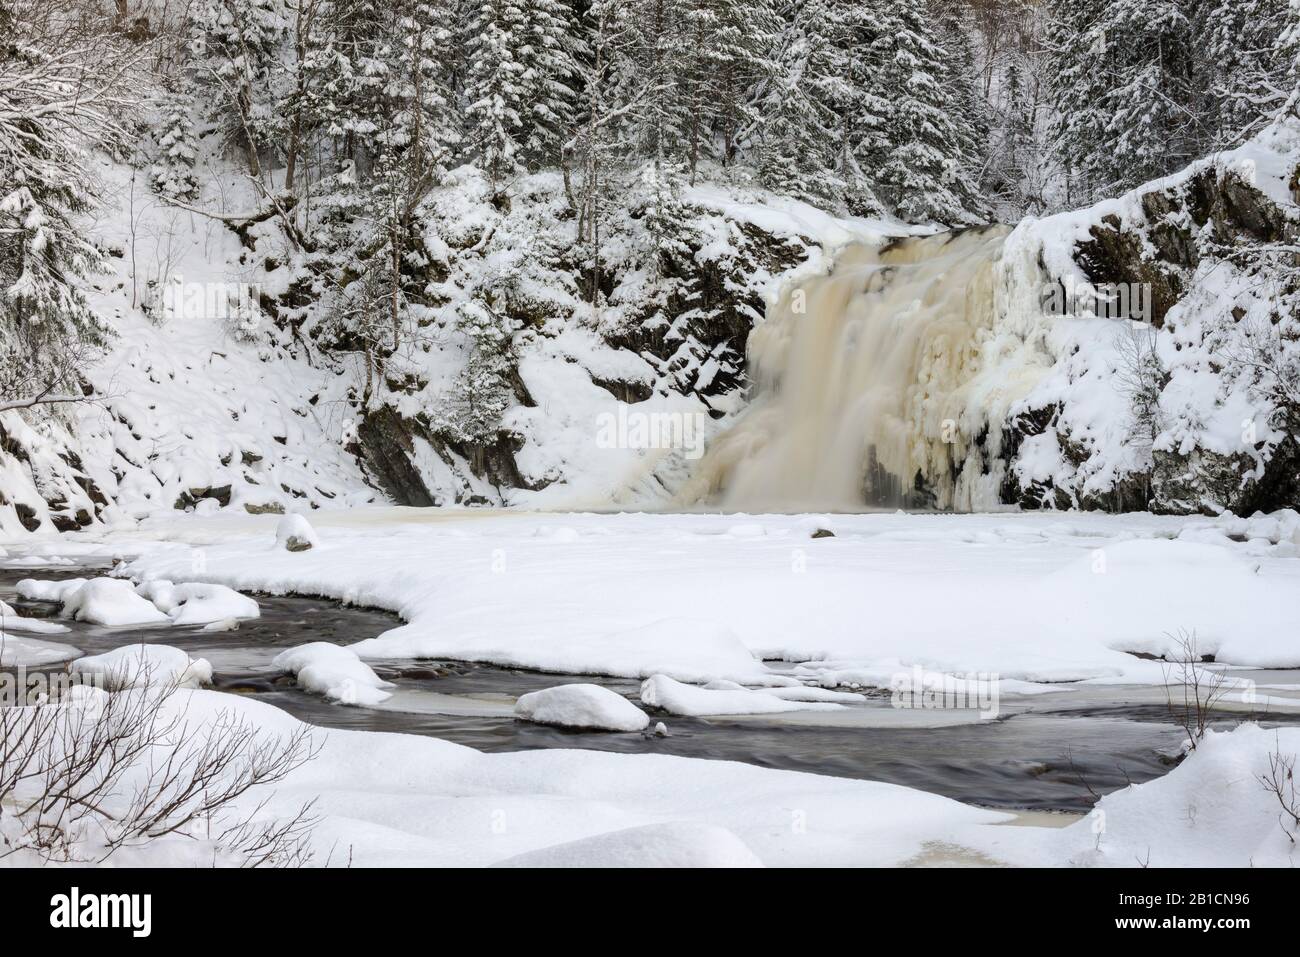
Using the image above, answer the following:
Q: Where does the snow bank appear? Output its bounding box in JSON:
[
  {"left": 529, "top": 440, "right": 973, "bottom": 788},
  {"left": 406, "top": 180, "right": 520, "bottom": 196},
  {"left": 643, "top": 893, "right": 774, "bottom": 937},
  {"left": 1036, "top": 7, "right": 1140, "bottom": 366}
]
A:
[
  {"left": 120, "top": 509, "right": 1300, "bottom": 690},
  {"left": 69, "top": 644, "right": 213, "bottom": 690},
  {"left": 135, "top": 580, "right": 260, "bottom": 625},
  {"left": 352, "top": 615, "right": 771, "bottom": 684},
  {"left": 18, "top": 576, "right": 259, "bottom": 628},
  {"left": 641, "top": 675, "right": 847, "bottom": 716},
  {"left": 979, "top": 724, "right": 1300, "bottom": 868},
  {"left": 118, "top": 689, "right": 1011, "bottom": 867},
  {"left": 493, "top": 821, "right": 763, "bottom": 867},
  {"left": 272, "top": 642, "right": 393, "bottom": 706},
  {"left": 514, "top": 684, "right": 650, "bottom": 732}
]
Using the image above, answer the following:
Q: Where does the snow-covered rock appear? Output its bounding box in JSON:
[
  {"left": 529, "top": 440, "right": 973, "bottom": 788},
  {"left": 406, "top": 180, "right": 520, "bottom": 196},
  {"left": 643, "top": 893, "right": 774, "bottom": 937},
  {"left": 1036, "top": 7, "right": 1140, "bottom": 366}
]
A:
[
  {"left": 16, "top": 577, "right": 88, "bottom": 603},
  {"left": 135, "top": 580, "right": 260, "bottom": 625},
  {"left": 514, "top": 683, "right": 650, "bottom": 732},
  {"left": 0, "top": 599, "right": 71, "bottom": 634},
  {"left": 59, "top": 579, "right": 171, "bottom": 626},
  {"left": 69, "top": 644, "right": 213, "bottom": 690},
  {"left": 276, "top": 513, "right": 320, "bottom": 552},
  {"left": 640, "top": 674, "right": 848, "bottom": 716},
  {"left": 272, "top": 641, "right": 393, "bottom": 706}
]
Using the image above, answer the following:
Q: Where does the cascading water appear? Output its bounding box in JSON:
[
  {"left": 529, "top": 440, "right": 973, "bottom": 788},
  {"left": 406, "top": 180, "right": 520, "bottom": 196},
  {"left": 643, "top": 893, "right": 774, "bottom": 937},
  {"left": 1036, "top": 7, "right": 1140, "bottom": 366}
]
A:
[{"left": 682, "top": 225, "right": 1051, "bottom": 512}]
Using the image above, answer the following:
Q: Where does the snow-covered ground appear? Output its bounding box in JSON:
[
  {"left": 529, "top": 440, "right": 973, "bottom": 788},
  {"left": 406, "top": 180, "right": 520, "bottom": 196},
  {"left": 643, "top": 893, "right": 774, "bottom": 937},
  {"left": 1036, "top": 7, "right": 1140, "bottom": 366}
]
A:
[
  {"left": 73, "top": 506, "right": 1300, "bottom": 686},
  {"left": 3, "top": 505, "right": 1299, "bottom": 867}
]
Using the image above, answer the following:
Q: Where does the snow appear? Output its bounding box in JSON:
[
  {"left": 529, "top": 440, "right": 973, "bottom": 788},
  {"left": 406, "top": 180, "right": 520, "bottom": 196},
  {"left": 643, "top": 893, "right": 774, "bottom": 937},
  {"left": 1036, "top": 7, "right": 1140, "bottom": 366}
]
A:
[
  {"left": 106, "top": 508, "right": 1300, "bottom": 691},
  {"left": 641, "top": 674, "right": 847, "bottom": 716},
  {"left": 276, "top": 513, "right": 320, "bottom": 552},
  {"left": 16, "top": 577, "right": 88, "bottom": 602},
  {"left": 15, "top": 682, "right": 1288, "bottom": 868},
  {"left": 0, "top": 632, "right": 81, "bottom": 667},
  {"left": 89, "top": 688, "right": 1012, "bottom": 867},
  {"left": 492, "top": 821, "right": 763, "bottom": 867},
  {"left": 0, "top": 599, "right": 71, "bottom": 634},
  {"left": 272, "top": 641, "right": 394, "bottom": 706},
  {"left": 59, "top": 578, "right": 171, "bottom": 626},
  {"left": 69, "top": 644, "right": 213, "bottom": 690},
  {"left": 977, "top": 724, "right": 1300, "bottom": 868},
  {"left": 514, "top": 683, "right": 650, "bottom": 732},
  {"left": 17, "top": 576, "right": 257, "bottom": 627},
  {"left": 353, "top": 614, "right": 772, "bottom": 684},
  {"left": 135, "top": 580, "right": 260, "bottom": 625}
]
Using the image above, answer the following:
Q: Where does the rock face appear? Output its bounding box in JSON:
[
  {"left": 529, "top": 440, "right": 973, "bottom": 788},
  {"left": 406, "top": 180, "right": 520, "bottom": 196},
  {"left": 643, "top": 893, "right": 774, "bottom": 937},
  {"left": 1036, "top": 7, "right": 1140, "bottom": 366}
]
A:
[
  {"left": 999, "top": 132, "right": 1300, "bottom": 516},
  {"left": 352, "top": 201, "right": 812, "bottom": 507}
]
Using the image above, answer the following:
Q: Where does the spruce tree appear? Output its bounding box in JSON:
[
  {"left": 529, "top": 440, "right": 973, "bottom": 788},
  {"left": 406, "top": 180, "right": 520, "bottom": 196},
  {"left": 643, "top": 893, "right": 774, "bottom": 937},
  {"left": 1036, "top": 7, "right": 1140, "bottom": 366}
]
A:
[{"left": 871, "top": 0, "right": 987, "bottom": 224}]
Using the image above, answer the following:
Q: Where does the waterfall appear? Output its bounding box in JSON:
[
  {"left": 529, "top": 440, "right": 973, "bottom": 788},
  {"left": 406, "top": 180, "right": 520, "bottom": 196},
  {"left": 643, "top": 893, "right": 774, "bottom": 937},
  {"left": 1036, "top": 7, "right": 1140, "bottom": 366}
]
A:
[{"left": 682, "top": 225, "right": 1051, "bottom": 512}]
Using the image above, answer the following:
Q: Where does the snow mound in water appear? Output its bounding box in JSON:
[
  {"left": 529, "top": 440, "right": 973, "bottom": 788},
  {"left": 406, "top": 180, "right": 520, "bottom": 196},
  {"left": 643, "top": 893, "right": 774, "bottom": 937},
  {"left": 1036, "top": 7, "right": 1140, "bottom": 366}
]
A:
[
  {"left": 273, "top": 641, "right": 393, "bottom": 706},
  {"left": 0, "top": 599, "right": 71, "bottom": 634},
  {"left": 276, "top": 513, "right": 320, "bottom": 552},
  {"left": 492, "top": 821, "right": 763, "bottom": 868},
  {"left": 135, "top": 580, "right": 260, "bottom": 625},
  {"left": 60, "top": 579, "right": 171, "bottom": 626},
  {"left": 70, "top": 644, "right": 213, "bottom": 690},
  {"left": 16, "top": 578, "right": 88, "bottom": 602},
  {"left": 514, "top": 683, "right": 649, "bottom": 732},
  {"left": 0, "top": 632, "right": 81, "bottom": 667},
  {"left": 641, "top": 674, "right": 848, "bottom": 716}
]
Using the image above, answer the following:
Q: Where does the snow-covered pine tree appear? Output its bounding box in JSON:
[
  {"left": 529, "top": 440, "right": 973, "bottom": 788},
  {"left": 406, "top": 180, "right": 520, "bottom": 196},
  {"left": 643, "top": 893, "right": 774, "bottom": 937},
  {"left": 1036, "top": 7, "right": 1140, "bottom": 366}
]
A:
[
  {"left": 1093, "top": 0, "right": 1199, "bottom": 190},
  {"left": 1197, "top": 0, "right": 1294, "bottom": 145},
  {"left": 463, "top": 0, "right": 579, "bottom": 195},
  {"left": 517, "top": 0, "right": 582, "bottom": 167},
  {"left": 148, "top": 85, "right": 201, "bottom": 201},
  {"left": 315, "top": 1, "right": 460, "bottom": 385},
  {"left": 928, "top": 2, "right": 991, "bottom": 207},
  {"left": 1042, "top": 0, "right": 1110, "bottom": 205},
  {"left": 819, "top": 0, "right": 891, "bottom": 216},
  {"left": 673, "top": 0, "right": 779, "bottom": 179},
  {"left": 751, "top": 0, "right": 846, "bottom": 206},
  {"left": 189, "top": 0, "right": 293, "bottom": 179},
  {"left": 568, "top": 0, "right": 631, "bottom": 311},
  {"left": 870, "top": 0, "right": 987, "bottom": 224},
  {"left": 0, "top": 20, "right": 135, "bottom": 404},
  {"left": 607, "top": 0, "right": 687, "bottom": 164}
]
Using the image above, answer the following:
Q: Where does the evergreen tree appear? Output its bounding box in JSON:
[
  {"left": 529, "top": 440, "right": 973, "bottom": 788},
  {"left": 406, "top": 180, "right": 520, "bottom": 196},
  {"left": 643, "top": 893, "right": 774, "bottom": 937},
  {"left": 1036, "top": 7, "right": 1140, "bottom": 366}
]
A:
[
  {"left": 0, "top": 33, "right": 129, "bottom": 402},
  {"left": 463, "top": 0, "right": 579, "bottom": 193},
  {"left": 752, "top": 0, "right": 846, "bottom": 206},
  {"left": 1198, "top": 0, "right": 1294, "bottom": 145},
  {"left": 870, "top": 0, "right": 987, "bottom": 224}
]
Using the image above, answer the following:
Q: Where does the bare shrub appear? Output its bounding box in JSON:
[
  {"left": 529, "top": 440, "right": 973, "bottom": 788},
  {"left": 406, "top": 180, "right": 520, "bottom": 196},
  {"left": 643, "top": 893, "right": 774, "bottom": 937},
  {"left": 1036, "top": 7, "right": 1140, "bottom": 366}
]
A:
[
  {"left": 1258, "top": 738, "right": 1300, "bottom": 845},
  {"left": 0, "top": 672, "right": 320, "bottom": 865},
  {"left": 1160, "top": 629, "right": 1228, "bottom": 749}
]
